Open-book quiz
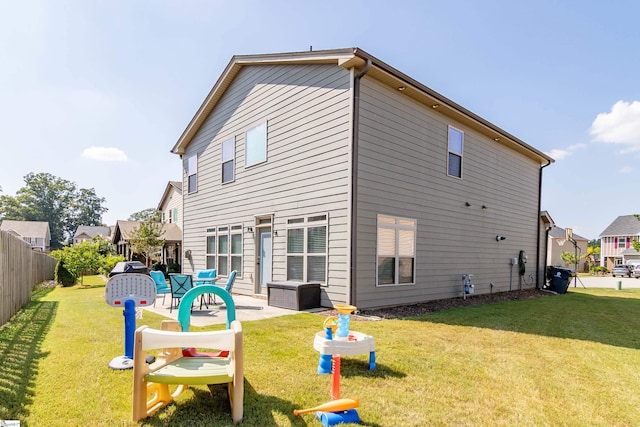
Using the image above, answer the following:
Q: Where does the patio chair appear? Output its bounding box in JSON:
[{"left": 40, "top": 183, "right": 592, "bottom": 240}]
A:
[
  {"left": 168, "top": 274, "right": 193, "bottom": 313},
  {"left": 149, "top": 270, "right": 171, "bottom": 307},
  {"left": 195, "top": 269, "right": 216, "bottom": 285},
  {"left": 211, "top": 270, "right": 237, "bottom": 304}
]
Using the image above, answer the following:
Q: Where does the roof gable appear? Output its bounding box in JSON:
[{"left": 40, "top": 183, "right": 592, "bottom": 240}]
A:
[
  {"left": 171, "top": 47, "right": 553, "bottom": 165},
  {"left": 0, "top": 220, "right": 50, "bottom": 238},
  {"left": 599, "top": 215, "right": 640, "bottom": 237},
  {"left": 157, "top": 181, "right": 182, "bottom": 210}
]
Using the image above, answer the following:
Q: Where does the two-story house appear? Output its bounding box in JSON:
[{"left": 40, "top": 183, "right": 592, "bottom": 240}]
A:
[
  {"left": 157, "top": 181, "right": 183, "bottom": 266},
  {"left": 170, "top": 48, "right": 553, "bottom": 309},
  {"left": 547, "top": 226, "right": 589, "bottom": 272},
  {"left": 0, "top": 220, "right": 51, "bottom": 252},
  {"left": 73, "top": 225, "right": 111, "bottom": 244},
  {"left": 599, "top": 215, "right": 640, "bottom": 269}
]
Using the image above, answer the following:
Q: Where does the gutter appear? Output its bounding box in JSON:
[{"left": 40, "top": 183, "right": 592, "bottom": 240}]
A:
[
  {"left": 349, "top": 59, "right": 372, "bottom": 306},
  {"left": 536, "top": 160, "right": 553, "bottom": 289}
]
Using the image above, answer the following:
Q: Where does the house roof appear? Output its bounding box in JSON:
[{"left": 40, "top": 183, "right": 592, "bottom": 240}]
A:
[
  {"left": 113, "top": 220, "right": 182, "bottom": 242},
  {"left": 157, "top": 181, "right": 182, "bottom": 210},
  {"left": 0, "top": 220, "right": 50, "bottom": 238},
  {"left": 599, "top": 215, "right": 640, "bottom": 237},
  {"left": 73, "top": 225, "right": 111, "bottom": 239},
  {"left": 171, "top": 47, "right": 554, "bottom": 165},
  {"left": 548, "top": 226, "right": 588, "bottom": 241}
]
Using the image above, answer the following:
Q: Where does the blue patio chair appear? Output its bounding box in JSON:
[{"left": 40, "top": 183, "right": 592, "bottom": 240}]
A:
[
  {"left": 211, "top": 270, "right": 237, "bottom": 304},
  {"left": 149, "top": 270, "right": 171, "bottom": 307},
  {"left": 195, "top": 269, "right": 216, "bottom": 285},
  {"left": 168, "top": 274, "right": 194, "bottom": 313}
]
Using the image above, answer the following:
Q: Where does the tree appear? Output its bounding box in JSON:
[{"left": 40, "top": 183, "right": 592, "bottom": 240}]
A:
[
  {"left": 560, "top": 250, "right": 586, "bottom": 268},
  {"left": 50, "top": 241, "right": 103, "bottom": 284},
  {"left": 129, "top": 208, "right": 161, "bottom": 222},
  {"left": 128, "top": 219, "right": 165, "bottom": 266},
  {"left": 0, "top": 172, "right": 107, "bottom": 248}
]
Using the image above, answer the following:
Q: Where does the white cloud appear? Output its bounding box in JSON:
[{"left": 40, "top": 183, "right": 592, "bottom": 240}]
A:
[
  {"left": 545, "top": 148, "right": 570, "bottom": 160},
  {"left": 82, "top": 146, "right": 128, "bottom": 162},
  {"left": 590, "top": 100, "right": 640, "bottom": 151},
  {"left": 618, "top": 166, "right": 633, "bottom": 174},
  {"left": 544, "top": 143, "right": 586, "bottom": 161}
]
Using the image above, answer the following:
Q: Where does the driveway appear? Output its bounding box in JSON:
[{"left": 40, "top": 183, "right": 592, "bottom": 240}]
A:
[{"left": 568, "top": 275, "right": 640, "bottom": 289}]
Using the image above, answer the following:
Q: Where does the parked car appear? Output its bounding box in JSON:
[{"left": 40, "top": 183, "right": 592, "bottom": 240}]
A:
[
  {"left": 611, "top": 265, "right": 632, "bottom": 278},
  {"left": 633, "top": 266, "right": 640, "bottom": 279}
]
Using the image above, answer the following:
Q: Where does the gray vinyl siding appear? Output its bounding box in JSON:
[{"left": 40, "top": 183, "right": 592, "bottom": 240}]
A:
[
  {"left": 354, "top": 77, "right": 541, "bottom": 308},
  {"left": 181, "top": 64, "right": 352, "bottom": 303}
]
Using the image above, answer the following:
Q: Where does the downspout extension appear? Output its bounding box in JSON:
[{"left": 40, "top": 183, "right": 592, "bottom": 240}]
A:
[
  {"left": 349, "top": 59, "right": 372, "bottom": 306},
  {"left": 536, "top": 160, "right": 552, "bottom": 289}
]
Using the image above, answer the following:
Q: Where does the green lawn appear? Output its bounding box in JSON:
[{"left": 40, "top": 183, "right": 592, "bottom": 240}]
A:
[{"left": 2, "top": 278, "right": 640, "bottom": 426}]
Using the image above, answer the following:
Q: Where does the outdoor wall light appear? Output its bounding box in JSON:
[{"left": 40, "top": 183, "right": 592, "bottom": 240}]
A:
[
  {"left": 184, "top": 249, "right": 192, "bottom": 259},
  {"left": 496, "top": 235, "right": 506, "bottom": 241},
  {"left": 465, "top": 202, "right": 472, "bottom": 207},
  {"left": 482, "top": 205, "right": 487, "bottom": 210},
  {"left": 245, "top": 226, "right": 253, "bottom": 233}
]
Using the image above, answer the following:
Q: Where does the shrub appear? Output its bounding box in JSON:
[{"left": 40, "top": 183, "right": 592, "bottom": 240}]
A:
[
  {"left": 590, "top": 265, "right": 608, "bottom": 275},
  {"left": 54, "top": 259, "right": 76, "bottom": 287},
  {"left": 100, "top": 254, "right": 125, "bottom": 276}
]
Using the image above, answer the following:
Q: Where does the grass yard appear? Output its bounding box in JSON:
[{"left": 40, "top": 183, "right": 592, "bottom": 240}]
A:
[{"left": 1, "top": 277, "right": 640, "bottom": 426}]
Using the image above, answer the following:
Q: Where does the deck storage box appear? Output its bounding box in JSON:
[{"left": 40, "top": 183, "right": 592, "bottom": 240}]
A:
[{"left": 267, "top": 281, "right": 320, "bottom": 310}]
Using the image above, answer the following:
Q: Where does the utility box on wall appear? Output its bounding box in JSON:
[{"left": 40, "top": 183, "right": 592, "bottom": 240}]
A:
[{"left": 267, "top": 281, "right": 321, "bottom": 310}]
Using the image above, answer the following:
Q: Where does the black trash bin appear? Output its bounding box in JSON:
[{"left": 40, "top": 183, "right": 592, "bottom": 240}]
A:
[{"left": 548, "top": 266, "right": 572, "bottom": 294}]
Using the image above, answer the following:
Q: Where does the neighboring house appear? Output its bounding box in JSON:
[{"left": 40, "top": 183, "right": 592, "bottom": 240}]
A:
[
  {"left": 0, "top": 220, "right": 51, "bottom": 252},
  {"left": 111, "top": 220, "right": 182, "bottom": 266},
  {"left": 170, "top": 47, "right": 554, "bottom": 309},
  {"left": 547, "top": 226, "right": 589, "bottom": 272},
  {"left": 599, "top": 215, "right": 640, "bottom": 269},
  {"left": 72, "top": 225, "right": 112, "bottom": 244},
  {"left": 157, "top": 181, "right": 183, "bottom": 266},
  {"left": 158, "top": 181, "right": 183, "bottom": 229}
]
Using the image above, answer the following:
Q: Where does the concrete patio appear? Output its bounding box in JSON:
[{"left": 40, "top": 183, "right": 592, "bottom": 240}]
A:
[{"left": 143, "top": 293, "right": 325, "bottom": 327}]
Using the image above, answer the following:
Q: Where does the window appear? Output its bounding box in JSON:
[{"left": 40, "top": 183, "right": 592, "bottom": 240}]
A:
[
  {"left": 246, "top": 122, "right": 267, "bottom": 166},
  {"left": 205, "top": 228, "right": 216, "bottom": 269},
  {"left": 205, "top": 225, "right": 243, "bottom": 275},
  {"left": 173, "top": 208, "right": 178, "bottom": 223},
  {"left": 222, "top": 137, "right": 235, "bottom": 183},
  {"left": 377, "top": 215, "right": 416, "bottom": 286},
  {"left": 187, "top": 154, "right": 198, "bottom": 193},
  {"left": 286, "top": 214, "right": 327, "bottom": 283},
  {"left": 617, "top": 236, "right": 627, "bottom": 249},
  {"left": 447, "top": 126, "right": 463, "bottom": 178}
]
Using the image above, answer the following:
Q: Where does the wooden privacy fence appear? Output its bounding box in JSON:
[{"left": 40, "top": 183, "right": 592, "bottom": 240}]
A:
[{"left": 0, "top": 230, "right": 57, "bottom": 326}]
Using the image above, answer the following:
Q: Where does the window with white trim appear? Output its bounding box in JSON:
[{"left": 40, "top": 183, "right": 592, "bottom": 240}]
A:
[
  {"left": 447, "top": 126, "right": 463, "bottom": 178},
  {"left": 246, "top": 122, "right": 267, "bottom": 167},
  {"left": 205, "top": 225, "right": 243, "bottom": 276},
  {"left": 222, "top": 137, "right": 235, "bottom": 183},
  {"left": 286, "top": 214, "right": 327, "bottom": 283},
  {"left": 377, "top": 215, "right": 416, "bottom": 286},
  {"left": 617, "top": 236, "right": 627, "bottom": 249},
  {"left": 187, "top": 154, "right": 198, "bottom": 193},
  {"left": 205, "top": 228, "right": 216, "bottom": 269}
]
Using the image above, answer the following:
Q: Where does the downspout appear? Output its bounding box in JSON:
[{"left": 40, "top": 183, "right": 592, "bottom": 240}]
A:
[
  {"left": 536, "top": 160, "right": 552, "bottom": 289},
  {"left": 349, "top": 59, "right": 372, "bottom": 306}
]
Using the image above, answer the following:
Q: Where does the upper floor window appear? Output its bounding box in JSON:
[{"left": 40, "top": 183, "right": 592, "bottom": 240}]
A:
[
  {"left": 617, "top": 236, "right": 627, "bottom": 249},
  {"left": 377, "top": 215, "right": 416, "bottom": 286},
  {"left": 222, "top": 137, "right": 235, "bottom": 183},
  {"left": 286, "top": 214, "right": 327, "bottom": 283},
  {"left": 173, "top": 207, "right": 178, "bottom": 223},
  {"left": 447, "top": 126, "right": 463, "bottom": 178},
  {"left": 187, "top": 154, "right": 198, "bottom": 193},
  {"left": 246, "top": 122, "right": 267, "bottom": 167}
]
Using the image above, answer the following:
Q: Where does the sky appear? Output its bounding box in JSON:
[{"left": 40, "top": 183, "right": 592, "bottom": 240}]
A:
[{"left": 1, "top": 0, "right": 639, "bottom": 240}]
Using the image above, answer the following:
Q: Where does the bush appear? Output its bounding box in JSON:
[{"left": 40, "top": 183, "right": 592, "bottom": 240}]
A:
[
  {"left": 100, "top": 254, "right": 125, "bottom": 276},
  {"left": 591, "top": 265, "right": 608, "bottom": 275},
  {"left": 54, "top": 259, "right": 76, "bottom": 287}
]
